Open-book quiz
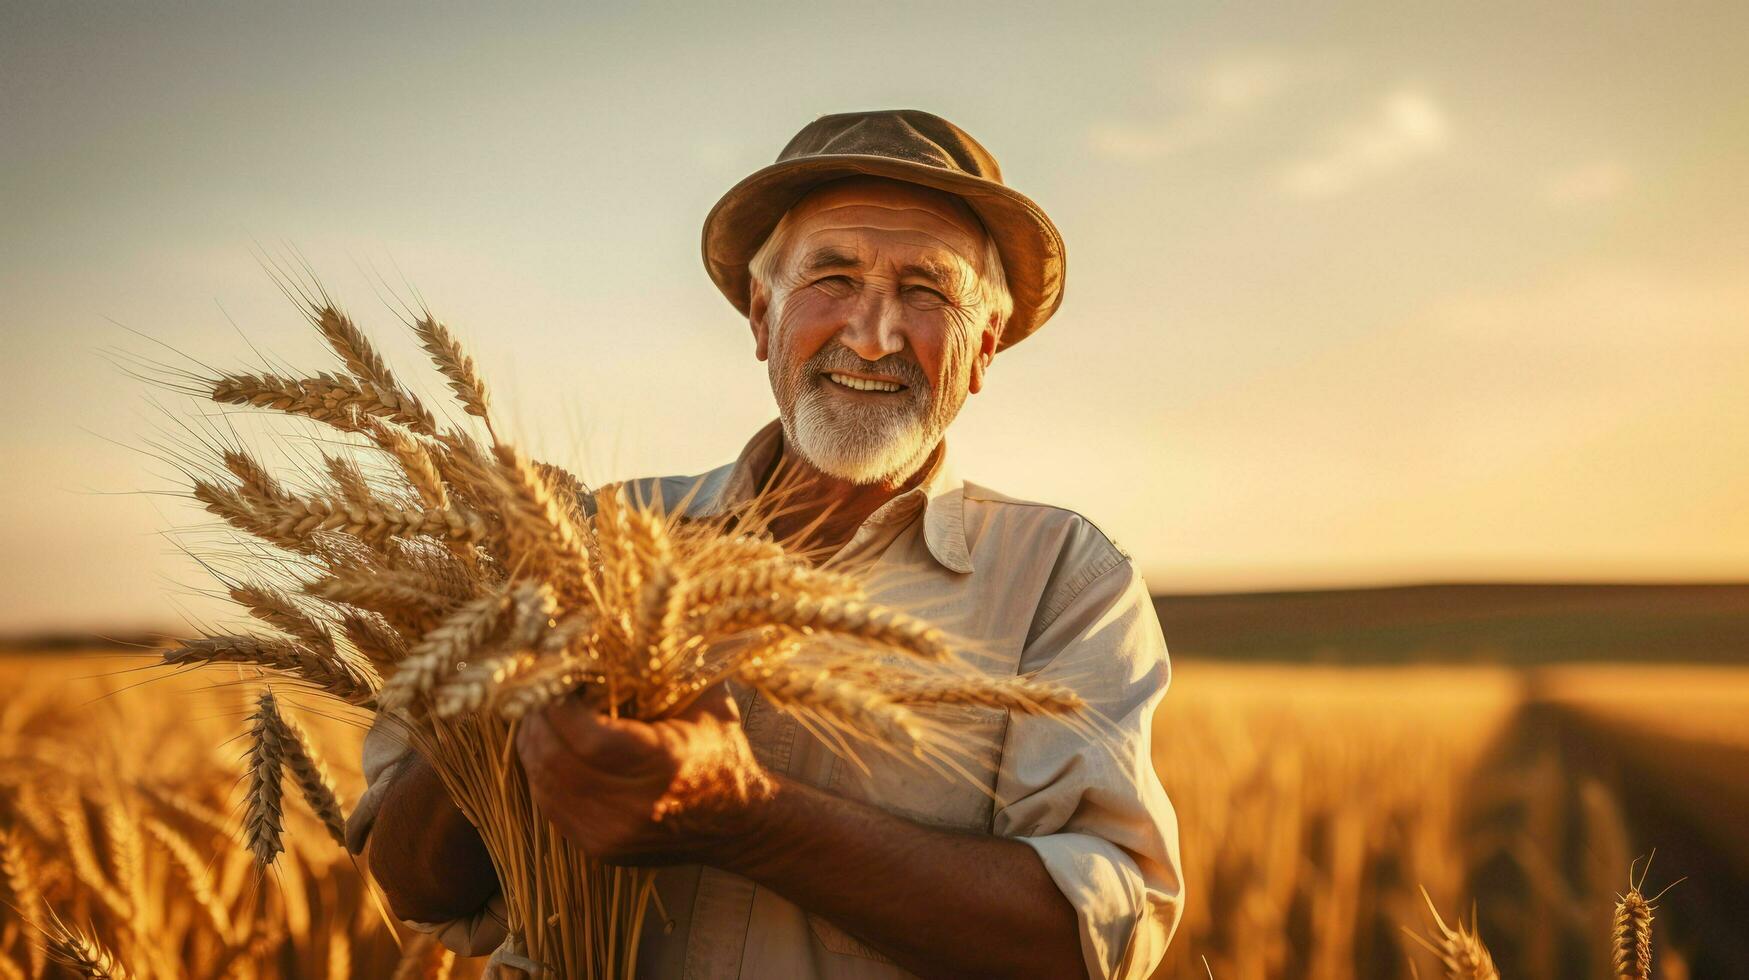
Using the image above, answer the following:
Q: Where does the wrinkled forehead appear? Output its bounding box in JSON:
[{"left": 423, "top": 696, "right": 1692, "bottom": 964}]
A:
[{"left": 783, "top": 177, "right": 988, "bottom": 255}]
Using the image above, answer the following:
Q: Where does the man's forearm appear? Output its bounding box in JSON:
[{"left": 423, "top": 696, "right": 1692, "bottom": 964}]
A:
[
  {"left": 367, "top": 752, "right": 500, "bottom": 922},
  {"left": 709, "top": 774, "right": 1086, "bottom": 980}
]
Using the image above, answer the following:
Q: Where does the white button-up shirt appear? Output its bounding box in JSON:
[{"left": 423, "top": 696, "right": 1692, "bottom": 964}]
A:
[{"left": 349, "top": 420, "right": 1183, "bottom": 978}]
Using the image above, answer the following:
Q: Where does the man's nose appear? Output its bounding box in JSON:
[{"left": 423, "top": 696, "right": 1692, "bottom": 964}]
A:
[{"left": 835, "top": 289, "right": 905, "bottom": 362}]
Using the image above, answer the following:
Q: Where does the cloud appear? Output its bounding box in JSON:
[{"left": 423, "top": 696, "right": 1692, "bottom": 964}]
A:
[
  {"left": 1543, "top": 160, "right": 1630, "bottom": 206},
  {"left": 1277, "top": 90, "right": 1451, "bottom": 198},
  {"left": 1087, "top": 52, "right": 1303, "bottom": 162}
]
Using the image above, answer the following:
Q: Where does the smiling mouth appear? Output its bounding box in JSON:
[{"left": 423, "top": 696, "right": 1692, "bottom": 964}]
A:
[{"left": 823, "top": 371, "right": 907, "bottom": 393}]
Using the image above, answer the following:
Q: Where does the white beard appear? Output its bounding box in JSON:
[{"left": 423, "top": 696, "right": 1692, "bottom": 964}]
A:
[
  {"left": 770, "top": 341, "right": 959, "bottom": 486},
  {"left": 783, "top": 384, "right": 936, "bottom": 485}
]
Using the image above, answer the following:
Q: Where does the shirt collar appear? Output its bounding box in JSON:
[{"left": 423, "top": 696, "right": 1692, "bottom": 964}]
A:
[{"left": 693, "top": 418, "right": 974, "bottom": 575}]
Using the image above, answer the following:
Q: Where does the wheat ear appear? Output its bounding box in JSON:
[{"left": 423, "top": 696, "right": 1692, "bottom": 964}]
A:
[
  {"left": 38, "top": 908, "right": 132, "bottom": 979},
  {"left": 315, "top": 304, "right": 398, "bottom": 390},
  {"left": 368, "top": 418, "right": 451, "bottom": 510},
  {"left": 412, "top": 316, "right": 493, "bottom": 425},
  {"left": 381, "top": 591, "right": 511, "bottom": 711},
  {"left": 221, "top": 449, "right": 291, "bottom": 504},
  {"left": 142, "top": 817, "right": 231, "bottom": 939},
  {"left": 879, "top": 673, "right": 1086, "bottom": 714},
  {"left": 99, "top": 800, "right": 144, "bottom": 920},
  {"left": 1614, "top": 854, "right": 1683, "bottom": 980},
  {"left": 694, "top": 595, "right": 948, "bottom": 661},
  {"left": 0, "top": 828, "right": 46, "bottom": 978},
  {"left": 273, "top": 712, "right": 349, "bottom": 848},
  {"left": 244, "top": 690, "right": 287, "bottom": 867},
  {"left": 165, "top": 635, "right": 380, "bottom": 705},
  {"left": 211, "top": 371, "right": 436, "bottom": 435},
  {"left": 1409, "top": 886, "right": 1498, "bottom": 980},
  {"left": 229, "top": 582, "right": 336, "bottom": 653}
]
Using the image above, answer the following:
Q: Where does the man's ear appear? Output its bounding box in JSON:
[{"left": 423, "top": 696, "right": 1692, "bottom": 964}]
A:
[
  {"left": 967, "top": 315, "right": 1001, "bottom": 395},
  {"left": 749, "top": 280, "right": 771, "bottom": 362}
]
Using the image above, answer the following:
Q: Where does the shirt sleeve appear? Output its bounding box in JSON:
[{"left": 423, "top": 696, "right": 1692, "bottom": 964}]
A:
[
  {"left": 991, "top": 549, "right": 1184, "bottom": 980},
  {"left": 342, "top": 710, "right": 511, "bottom": 957}
]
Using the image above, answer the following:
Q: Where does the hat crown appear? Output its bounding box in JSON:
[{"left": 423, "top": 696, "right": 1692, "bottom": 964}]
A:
[
  {"left": 702, "top": 108, "right": 1064, "bottom": 350},
  {"left": 777, "top": 110, "right": 1006, "bottom": 185}
]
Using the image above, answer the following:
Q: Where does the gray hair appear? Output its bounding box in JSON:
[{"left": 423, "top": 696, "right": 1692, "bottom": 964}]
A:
[{"left": 747, "top": 202, "right": 1016, "bottom": 339}]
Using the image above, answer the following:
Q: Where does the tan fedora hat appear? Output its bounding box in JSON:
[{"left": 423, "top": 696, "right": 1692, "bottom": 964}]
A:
[{"left": 701, "top": 109, "right": 1066, "bottom": 351}]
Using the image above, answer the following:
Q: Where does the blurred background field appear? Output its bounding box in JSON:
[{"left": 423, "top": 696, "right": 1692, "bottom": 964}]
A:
[{"left": 5, "top": 583, "right": 1745, "bottom": 978}]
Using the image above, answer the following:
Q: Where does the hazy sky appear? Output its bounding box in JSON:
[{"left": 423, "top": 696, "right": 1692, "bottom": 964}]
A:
[{"left": 3, "top": 1, "right": 1747, "bottom": 632}]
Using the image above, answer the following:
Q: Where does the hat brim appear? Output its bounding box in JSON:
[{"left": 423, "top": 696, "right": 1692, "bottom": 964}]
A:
[{"left": 701, "top": 155, "right": 1065, "bottom": 351}]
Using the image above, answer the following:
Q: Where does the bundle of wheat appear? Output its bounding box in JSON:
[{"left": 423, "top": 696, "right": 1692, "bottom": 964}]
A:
[{"left": 148, "top": 293, "right": 1083, "bottom": 977}]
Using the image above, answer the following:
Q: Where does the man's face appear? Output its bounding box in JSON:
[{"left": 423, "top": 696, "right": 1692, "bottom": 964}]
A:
[{"left": 751, "top": 177, "right": 1001, "bottom": 486}]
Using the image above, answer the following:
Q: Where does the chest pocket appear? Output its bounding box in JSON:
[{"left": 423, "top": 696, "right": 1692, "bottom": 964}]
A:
[{"left": 825, "top": 697, "right": 1010, "bottom": 832}]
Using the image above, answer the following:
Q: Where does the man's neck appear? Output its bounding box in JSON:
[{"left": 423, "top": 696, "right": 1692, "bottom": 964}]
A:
[{"left": 757, "top": 440, "right": 942, "bottom": 561}]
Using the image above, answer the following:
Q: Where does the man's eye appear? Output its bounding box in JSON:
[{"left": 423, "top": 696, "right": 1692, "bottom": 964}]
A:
[
  {"left": 815, "top": 275, "right": 852, "bottom": 287},
  {"left": 905, "top": 285, "right": 946, "bottom": 300}
]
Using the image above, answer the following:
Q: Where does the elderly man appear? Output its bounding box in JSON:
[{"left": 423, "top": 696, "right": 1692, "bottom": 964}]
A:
[{"left": 346, "top": 109, "right": 1182, "bottom": 979}]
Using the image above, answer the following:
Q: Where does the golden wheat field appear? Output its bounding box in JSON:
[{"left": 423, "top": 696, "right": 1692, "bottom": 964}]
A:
[{"left": 1, "top": 651, "right": 1745, "bottom": 979}]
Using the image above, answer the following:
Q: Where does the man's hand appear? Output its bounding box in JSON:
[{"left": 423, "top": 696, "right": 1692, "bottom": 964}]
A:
[
  {"left": 514, "top": 685, "right": 776, "bottom": 865},
  {"left": 515, "top": 687, "right": 1084, "bottom": 979}
]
